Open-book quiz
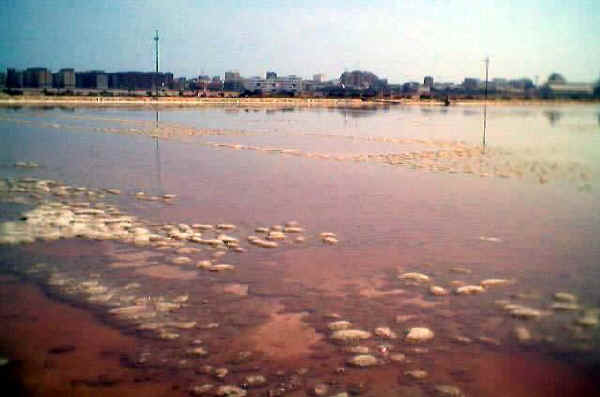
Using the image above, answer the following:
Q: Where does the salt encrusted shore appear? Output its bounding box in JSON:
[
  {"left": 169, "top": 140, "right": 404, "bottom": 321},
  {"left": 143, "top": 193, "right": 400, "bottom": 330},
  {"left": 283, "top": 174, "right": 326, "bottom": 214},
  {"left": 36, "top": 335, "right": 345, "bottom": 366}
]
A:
[{"left": 0, "top": 95, "right": 597, "bottom": 108}]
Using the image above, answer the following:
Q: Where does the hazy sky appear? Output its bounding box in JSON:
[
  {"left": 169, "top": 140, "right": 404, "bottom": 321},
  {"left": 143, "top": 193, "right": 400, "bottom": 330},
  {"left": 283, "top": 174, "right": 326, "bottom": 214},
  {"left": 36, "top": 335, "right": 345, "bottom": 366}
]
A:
[{"left": 1, "top": 0, "right": 599, "bottom": 83}]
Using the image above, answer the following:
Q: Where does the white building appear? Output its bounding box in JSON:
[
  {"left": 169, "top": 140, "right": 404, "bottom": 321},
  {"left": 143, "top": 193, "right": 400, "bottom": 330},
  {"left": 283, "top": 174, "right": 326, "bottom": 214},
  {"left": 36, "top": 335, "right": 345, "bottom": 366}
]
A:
[{"left": 243, "top": 75, "right": 303, "bottom": 93}]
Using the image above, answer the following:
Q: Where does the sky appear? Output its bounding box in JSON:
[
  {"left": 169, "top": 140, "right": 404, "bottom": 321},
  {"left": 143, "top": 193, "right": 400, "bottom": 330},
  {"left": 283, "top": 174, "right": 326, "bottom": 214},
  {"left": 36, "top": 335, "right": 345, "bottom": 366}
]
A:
[{"left": 1, "top": 0, "right": 599, "bottom": 84}]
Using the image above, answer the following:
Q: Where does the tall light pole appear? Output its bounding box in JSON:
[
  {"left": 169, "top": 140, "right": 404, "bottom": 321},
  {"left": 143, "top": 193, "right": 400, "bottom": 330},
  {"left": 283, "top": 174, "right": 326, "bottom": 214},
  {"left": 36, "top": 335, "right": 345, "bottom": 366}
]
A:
[
  {"left": 482, "top": 57, "right": 489, "bottom": 153},
  {"left": 154, "top": 30, "right": 159, "bottom": 97}
]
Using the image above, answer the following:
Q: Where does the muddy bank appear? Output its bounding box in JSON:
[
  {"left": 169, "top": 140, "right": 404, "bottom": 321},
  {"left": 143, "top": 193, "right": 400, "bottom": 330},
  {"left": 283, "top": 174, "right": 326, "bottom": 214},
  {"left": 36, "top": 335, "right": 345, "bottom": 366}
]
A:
[{"left": 0, "top": 275, "right": 182, "bottom": 397}]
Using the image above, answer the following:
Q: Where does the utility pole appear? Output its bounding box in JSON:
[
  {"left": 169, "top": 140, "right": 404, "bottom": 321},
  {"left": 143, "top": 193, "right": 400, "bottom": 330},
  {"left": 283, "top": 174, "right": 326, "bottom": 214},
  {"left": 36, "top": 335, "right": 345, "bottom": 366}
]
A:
[
  {"left": 482, "top": 57, "right": 489, "bottom": 153},
  {"left": 154, "top": 30, "right": 159, "bottom": 97}
]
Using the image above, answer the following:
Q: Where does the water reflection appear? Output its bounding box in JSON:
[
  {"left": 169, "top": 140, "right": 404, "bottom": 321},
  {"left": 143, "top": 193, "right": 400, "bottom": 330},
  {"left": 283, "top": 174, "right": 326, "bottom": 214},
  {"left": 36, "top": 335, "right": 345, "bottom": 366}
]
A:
[
  {"left": 336, "top": 107, "right": 382, "bottom": 119},
  {"left": 482, "top": 100, "right": 487, "bottom": 153},
  {"left": 154, "top": 111, "right": 163, "bottom": 195},
  {"left": 544, "top": 110, "right": 562, "bottom": 126}
]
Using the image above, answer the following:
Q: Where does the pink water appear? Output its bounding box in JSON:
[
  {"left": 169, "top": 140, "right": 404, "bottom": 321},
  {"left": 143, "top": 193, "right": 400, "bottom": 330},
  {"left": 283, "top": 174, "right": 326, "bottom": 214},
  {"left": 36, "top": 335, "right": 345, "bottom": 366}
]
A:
[{"left": 1, "top": 104, "right": 599, "bottom": 396}]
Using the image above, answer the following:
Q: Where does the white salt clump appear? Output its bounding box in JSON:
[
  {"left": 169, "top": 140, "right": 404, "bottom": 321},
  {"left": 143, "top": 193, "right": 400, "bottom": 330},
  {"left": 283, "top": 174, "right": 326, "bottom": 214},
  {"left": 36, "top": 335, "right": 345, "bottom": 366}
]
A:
[
  {"left": 344, "top": 346, "right": 369, "bottom": 354},
  {"left": 173, "top": 295, "right": 189, "bottom": 303},
  {"left": 399, "top": 272, "right": 430, "bottom": 283},
  {"left": 320, "top": 232, "right": 336, "bottom": 238},
  {"left": 196, "top": 260, "right": 212, "bottom": 269},
  {"left": 577, "top": 310, "right": 599, "bottom": 327},
  {"left": 553, "top": 292, "right": 577, "bottom": 303},
  {"left": 216, "top": 224, "right": 236, "bottom": 230},
  {"left": 158, "top": 331, "right": 179, "bottom": 340},
  {"left": 283, "top": 226, "right": 304, "bottom": 233},
  {"left": 430, "top": 286, "right": 448, "bottom": 296},
  {"left": 172, "top": 256, "right": 192, "bottom": 265},
  {"left": 328, "top": 320, "right": 352, "bottom": 331},
  {"left": 455, "top": 285, "right": 485, "bottom": 295},
  {"left": 347, "top": 354, "right": 378, "bottom": 367},
  {"left": 501, "top": 303, "right": 544, "bottom": 319},
  {"left": 374, "top": 327, "right": 397, "bottom": 339},
  {"left": 435, "top": 385, "right": 465, "bottom": 397},
  {"left": 154, "top": 301, "right": 181, "bottom": 312},
  {"left": 514, "top": 326, "right": 532, "bottom": 343},
  {"left": 330, "top": 329, "right": 372, "bottom": 342},
  {"left": 217, "top": 234, "right": 238, "bottom": 244},
  {"left": 243, "top": 375, "right": 267, "bottom": 387},
  {"left": 15, "top": 161, "right": 40, "bottom": 168},
  {"left": 188, "top": 347, "right": 208, "bottom": 356},
  {"left": 168, "top": 321, "right": 196, "bottom": 329},
  {"left": 105, "top": 188, "right": 121, "bottom": 195},
  {"left": 551, "top": 302, "right": 580, "bottom": 311},
  {"left": 214, "top": 368, "right": 228, "bottom": 378},
  {"left": 266, "top": 231, "right": 286, "bottom": 240},
  {"left": 255, "top": 227, "right": 269, "bottom": 233},
  {"left": 249, "top": 238, "right": 278, "bottom": 248},
  {"left": 192, "top": 224, "right": 214, "bottom": 230},
  {"left": 215, "top": 385, "right": 246, "bottom": 397},
  {"left": 323, "top": 236, "right": 338, "bottom": 244},
  {"left": 479, "top": 236, "right": 502, "bottom": 243},
  {"left": 405, "top": 327, "right": 434, "bottom": 342},
  {"left": 480, "top": 279, "right": 510, "bottom": 287},
  {"left": 405, "top": 369, "right": 428, "bottom": 379},
  {"left": 209, "top": 264, "right": 235, "bottom": 272},
  {"left": 190, "top": 384, "right": 214, "bottom": 396}
]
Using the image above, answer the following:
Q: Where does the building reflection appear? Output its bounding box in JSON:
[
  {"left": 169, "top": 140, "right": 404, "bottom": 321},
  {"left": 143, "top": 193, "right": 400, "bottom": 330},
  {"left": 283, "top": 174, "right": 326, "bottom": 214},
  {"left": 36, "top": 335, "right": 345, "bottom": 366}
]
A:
[{"left": 543, "top": 110, "right": 562, "bottom": 126}]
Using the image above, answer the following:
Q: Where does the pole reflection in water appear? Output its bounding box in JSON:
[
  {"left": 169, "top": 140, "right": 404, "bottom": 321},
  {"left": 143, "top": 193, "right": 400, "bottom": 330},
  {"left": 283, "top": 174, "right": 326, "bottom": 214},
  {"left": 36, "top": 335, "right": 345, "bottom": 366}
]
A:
[
  {"left": 482, "top": 101, "right": 487, "bottom": 154},
  {"left": 154, "top": 111, "right": 163, "bottom": 195}
]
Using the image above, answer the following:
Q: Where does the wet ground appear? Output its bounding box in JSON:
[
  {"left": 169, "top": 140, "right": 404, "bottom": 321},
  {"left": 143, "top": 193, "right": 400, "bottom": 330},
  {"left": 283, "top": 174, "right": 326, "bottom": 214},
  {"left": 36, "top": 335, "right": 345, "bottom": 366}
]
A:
[{"left": 1, "top": 104, "right": 600, "bottom": 396}]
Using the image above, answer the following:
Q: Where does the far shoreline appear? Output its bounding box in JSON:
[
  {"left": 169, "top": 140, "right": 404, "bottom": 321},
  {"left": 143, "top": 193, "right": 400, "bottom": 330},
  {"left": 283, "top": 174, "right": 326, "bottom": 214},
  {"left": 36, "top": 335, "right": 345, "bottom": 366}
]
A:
[{"left": 0, "top": 95, "right": 598, "bottom": 108}]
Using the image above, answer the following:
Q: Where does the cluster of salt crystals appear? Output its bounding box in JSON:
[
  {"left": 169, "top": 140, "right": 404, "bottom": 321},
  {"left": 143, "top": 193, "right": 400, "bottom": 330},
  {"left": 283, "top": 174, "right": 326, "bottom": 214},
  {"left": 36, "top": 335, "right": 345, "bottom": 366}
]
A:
[{"left": 207, "top": 140, "right": 593, "bottom": 186}]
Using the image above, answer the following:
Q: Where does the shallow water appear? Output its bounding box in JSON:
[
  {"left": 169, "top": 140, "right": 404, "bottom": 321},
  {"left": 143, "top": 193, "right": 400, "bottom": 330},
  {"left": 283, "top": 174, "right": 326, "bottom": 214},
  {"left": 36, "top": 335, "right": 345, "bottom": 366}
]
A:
[{"left": 1, "top": 104, "right": 600, "bottom": 396}]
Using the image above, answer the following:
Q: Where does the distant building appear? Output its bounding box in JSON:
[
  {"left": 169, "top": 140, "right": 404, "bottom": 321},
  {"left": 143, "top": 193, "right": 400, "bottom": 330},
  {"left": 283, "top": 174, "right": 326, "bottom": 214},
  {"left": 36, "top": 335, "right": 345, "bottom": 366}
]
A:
[
  {"left": 463, "top": 78, "right": 480, "bottom": 91},
  {"left": 243, "top": 75, "right": 303, "bottom": 93},
  {"left": 53, "top": 68, "right": 75, "bottom": 89},
  {"left": 0, "top": 72, "right": 5, "bottom": 88},
  {"left": 24, "top": 67, "right": 52, "bottom": 88},
  {"left": 432, "top": 82, "right": 455, "bottom": 91},
  {"left": 76, "top": 71, "right": 108, "bottom": 90},
  {"left": 423, "top": 76, "right": 433, "bottom": 88},
  {"left": 173, "top": 77, "right": 186, "bottom": 91},
  {"left": 402, "top": 82, "right": 420, "bottom": 93},
  {"left": 313, "top": 73, "right": 325, "bottom": 82},
  {"left": 224, "top": 71, "right": 241, "bottom": 81},
  {"left": 107, "top": 72, "right": 172, "bottom": 91},
  {"left": 545, "top": 82, "right": 594, "bottom": 97},
  {"left": 6, "top": 68, "right": 24, "bottom": 88},
  {"left": 224, "top": 71, "right": 243, "bottom": 92},
  {"left": 266, "top": 71, "right": 277, "bottom": 79},
  {"left": 208, "top": 76, "right": 223, "bottom": 91}
]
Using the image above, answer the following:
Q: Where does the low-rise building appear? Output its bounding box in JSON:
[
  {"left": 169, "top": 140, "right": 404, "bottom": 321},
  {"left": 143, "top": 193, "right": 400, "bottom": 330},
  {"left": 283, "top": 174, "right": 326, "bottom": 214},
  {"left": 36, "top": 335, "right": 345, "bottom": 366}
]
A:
[
  {"left": 53, "top": 68, "right": 75, "bottom": 89},
  {"left": 243, "top": 75, "right": 303, "bottom": 93},
  {"left": 545, "top": 82, "right": 594, "bottom": 97},
  {"left": 76, "top": 71, "right": 108, "bottom": 89},
  {"left": 24, "top": 67, "right": 52, "bottom": 88},
  {"left": 6, "top": 68, "right": 24, "bottom": 88}
]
